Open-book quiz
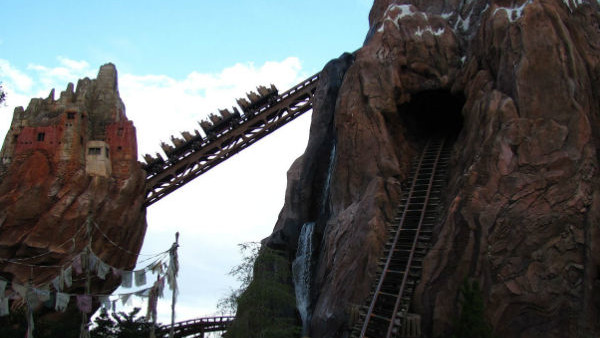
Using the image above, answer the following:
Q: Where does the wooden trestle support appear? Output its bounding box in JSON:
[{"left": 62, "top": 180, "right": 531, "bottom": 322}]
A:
[
  {"left": 144, "top": 73, "right": 320, "bottom": 206},
  {"left": 157, "top": 315, "right": 234, "bottom": 338},
  {"left": 351, "top": 138, "right": 452, "bottom": 338}
]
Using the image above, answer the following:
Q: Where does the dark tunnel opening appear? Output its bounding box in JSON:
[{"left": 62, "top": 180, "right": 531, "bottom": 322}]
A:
[{"left": 399, "top": 90, "right": 465, "bottom": 140}]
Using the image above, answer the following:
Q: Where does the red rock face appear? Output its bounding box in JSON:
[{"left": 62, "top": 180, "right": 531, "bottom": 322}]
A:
[
  {"left": 0, "top": 64, "right": 146, "bottom": 321},
  {"left": 264, "top": 1, "right": 600, "bottom": 337}
]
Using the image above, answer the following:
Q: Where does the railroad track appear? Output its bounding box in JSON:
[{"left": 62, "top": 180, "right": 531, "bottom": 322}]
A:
[
  {"left": 157, "top": 315, "right": 234, "bottom": 337},
  {"left": 351, "top": 138, "right": 451, "bottom": 338},
  {"left": 143, "top": 73, "right": 319, "bottom": 206}
]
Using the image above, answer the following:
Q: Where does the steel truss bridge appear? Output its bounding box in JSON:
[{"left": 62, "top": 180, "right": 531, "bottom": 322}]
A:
[{"left": 143, "top": 73, "right": 320, "bottom": 206}]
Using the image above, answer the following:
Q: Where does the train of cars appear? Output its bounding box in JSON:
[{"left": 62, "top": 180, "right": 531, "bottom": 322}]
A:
[{"left": 142, "top": 84, "right": 279, "bottom": 174}]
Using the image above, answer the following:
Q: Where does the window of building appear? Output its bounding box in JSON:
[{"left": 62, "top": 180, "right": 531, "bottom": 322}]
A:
[
  {"left": 88, "top": 147, "right": 101, "bottom": 155},
  {"left": 117, "top": 128, "right": 124, "bottom": 136},
  {"left": 67, "top": 112, "right": 75, "bottom": 119},
  {"left": 117, "top": 146, "right": 122, "bottom": 151},
  {"left": 37, "top": 133, "right": 45, "bottom": 142},
  {"left": 105, "top": 147, "right": 110, "bottom": 158},
  {"left": 12, "top": 135, "right": 18, "bottom": 144}
]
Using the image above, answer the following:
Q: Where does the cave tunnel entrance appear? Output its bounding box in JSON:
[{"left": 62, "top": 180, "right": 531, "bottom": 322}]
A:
[{"left": 399, "top": 89, "right": 465, "bottom": 140}]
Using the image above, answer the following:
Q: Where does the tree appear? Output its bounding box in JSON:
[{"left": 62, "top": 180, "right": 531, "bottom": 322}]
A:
[
  {"left": 217, "top": 242, "right": 261, "bottom": 315},
  {"left": 90, "top": 308, "right": 118, "bottom": 338},
  {"left": 90, "top": 307, "right": 160, "bottom": 338},
  {"left": 219, "top": 243, "right": 301, "bottom": 338},
  {"left": 451, "top": 279, "right": 494, "bottom": 338},
  {"left": 0, "top": 305, "right": 158, "bottom": 338}
]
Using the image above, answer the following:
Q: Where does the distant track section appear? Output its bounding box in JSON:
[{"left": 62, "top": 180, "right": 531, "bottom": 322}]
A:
[
  {"left": 144, "top": 73, "right": 319, "bottom": 206},
  {"left": 158, "top": 315, "right": 234, "bottom": 337}
]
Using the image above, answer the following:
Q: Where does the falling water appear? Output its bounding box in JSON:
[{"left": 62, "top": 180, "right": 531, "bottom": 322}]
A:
[
  {"left": 293, "top": 222, "right": 316, "bottom": 336},
  {"left": 320, "top": 143, "right": 336, "bottom": 214}
]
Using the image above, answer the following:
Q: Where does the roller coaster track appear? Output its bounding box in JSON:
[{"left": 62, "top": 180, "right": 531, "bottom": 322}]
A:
[
  {"left": 144, "top": 73, "right": 320, "bottom": 206},
  {"left": 157, "top": 315, "right": 234, "bottom": 337},
  {"left": 351, "top": 138, "right": 451, "bottom": 338}
]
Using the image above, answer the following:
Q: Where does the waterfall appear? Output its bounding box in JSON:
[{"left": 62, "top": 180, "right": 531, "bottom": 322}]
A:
[
  {"left": 292, "top": 143, "right": 335, "bottom": 335},
  {"left": 320, "top": 143, "right": 336, "bottom": 214},
  {"left": 293, "top": 222, "right": 316, "bottom": 336}
]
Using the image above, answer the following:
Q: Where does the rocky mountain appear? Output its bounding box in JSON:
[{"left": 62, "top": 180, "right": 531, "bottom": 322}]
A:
[
  {"left": 255, "top": 0, "right": 600, "bottom": 337},
  {"left": 0, "top": 64, "right": 146, "bottom": 324}
]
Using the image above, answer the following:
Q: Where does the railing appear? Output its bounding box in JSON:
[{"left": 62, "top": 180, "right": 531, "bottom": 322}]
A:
[
  {"left": 157, "top": 315, "right": 235, "bottom": 337},
  {"left": 143, "top": 73, "right": 320, "bottom": 206}
]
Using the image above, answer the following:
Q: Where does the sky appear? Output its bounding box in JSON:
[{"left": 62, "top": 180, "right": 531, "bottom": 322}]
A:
[{"left": 0, "top": 1, "right": 372, "bottom": 327}]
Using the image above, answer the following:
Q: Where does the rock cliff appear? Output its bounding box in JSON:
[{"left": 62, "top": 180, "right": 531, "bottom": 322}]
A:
[
  {"left": 261, "top": 0, "right": 600, "bottom": 337},
  {"left": 0, "top": 64, "right": 146, "bottom": 321}
]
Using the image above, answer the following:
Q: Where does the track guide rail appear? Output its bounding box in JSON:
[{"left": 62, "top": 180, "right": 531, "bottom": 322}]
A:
[
  {"left": 144, "top": 73, "right": 319, "bottom": 206},
  {"left": 352, "top": 138, "right": 451, "bottom": 338},
  {"left": 157, "top": 315, "right": 234, "bottom": 337}
]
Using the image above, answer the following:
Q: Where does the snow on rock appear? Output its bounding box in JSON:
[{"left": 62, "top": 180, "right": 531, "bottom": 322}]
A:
[
  {"left": 493, "top": 0, "right": 533, "bottom": 22},
  {"left": 441, "top": 11, "right": 454, "bottom": 19},
  {"left": 453, "top": 9, "right": 473, "bottom": 32},
  {"left": 415, "top": 26, "right": 446, "bottom": 37},
  {"left": 377, "top": 3, "right": 430, "bottom": 33},
  {"left": 562, "top": 0, "right": 585, "bottom": 11}
]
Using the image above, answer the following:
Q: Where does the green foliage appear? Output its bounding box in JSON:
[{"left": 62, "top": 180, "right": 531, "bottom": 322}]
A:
[
  {"left": 217, "top": 242, "right": 261, "bottom": 315},
  {"left": 220, "top": 243, "right": 301, "bottom": 338},
  {"left": 0, "top": 306, "right": 159, "bottom": 338},
  {"left": 90, "top": 309, "right": 118, "bottom": 337},
  {"left": 91, "top": 307, "right": 160, "bottom": 338},
  {"left": 451, "top": 279, "right": 494, "bottom": 338}
]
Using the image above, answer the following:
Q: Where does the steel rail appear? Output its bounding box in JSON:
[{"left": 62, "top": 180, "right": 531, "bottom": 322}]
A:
[
  {"left": 144, "top": 73, "right": 319, "bottom": 206},
  {"left": 356, "top": 138, "right": 448, "bottom": 337},
  {"left": 157, "top": 315, "right": 235, "bottom": 337},
  {"left": 385, "top": 138, "right": 445, "bottom": 337},
  {"left": 359, "top": 139, "right": 431, "bottom": 337}
]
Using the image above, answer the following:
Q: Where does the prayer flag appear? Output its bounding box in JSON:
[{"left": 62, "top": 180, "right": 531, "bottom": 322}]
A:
[
  {"left": 135, "top": 270, "right": 147, "bottom": 287},
  {"left": 0, "top": 297, "right": 8, "bottom": 317},
  {"left": 55, "top": 292, "right": 70, "bottom": 312},
  {"left": 97, "top": 261, "right": 110, "bottom": 280},
  {"left": 76, "top": 295, "right": 92, "bottom": 313},
  {"left": 64, "top": 267, "right": 73, "bottom": 288},
  {"left": 72, "top": 254, "right": 83, "bottom": 275},
  {"left": 121, "top": 271, "right": 132, "bottom": 288}
]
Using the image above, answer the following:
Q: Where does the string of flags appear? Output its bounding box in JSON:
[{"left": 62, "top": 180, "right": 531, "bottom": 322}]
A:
[
  {"left": 0, "top": 244, "right": 176, "bottom": 318},
  {"left": 0, "top": 206, "right": 181, "bottom": 338}
]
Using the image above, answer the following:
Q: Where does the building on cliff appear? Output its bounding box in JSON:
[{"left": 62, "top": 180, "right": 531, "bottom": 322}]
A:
[
  {"left": 0, "top": 63, "right": 147, "bottom": 333},
  {"left": 0, "top": 65, "right": 137, "bottom": 179}
]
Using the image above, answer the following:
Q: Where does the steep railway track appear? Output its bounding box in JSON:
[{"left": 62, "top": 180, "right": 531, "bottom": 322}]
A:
[
  {"left": 352, "top": 138, "right": 451, "bottom": 338},
  {"left": 144, "top": 73, "right": 320, "bottom": 206}
]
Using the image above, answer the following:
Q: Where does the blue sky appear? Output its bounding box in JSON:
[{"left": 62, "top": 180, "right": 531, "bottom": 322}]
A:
[
  {"left": 2, "top": 1, "right": 369, "bottom": 76},
  {"left": 1, "top": 1, "right": 372, "bottom": 326}
]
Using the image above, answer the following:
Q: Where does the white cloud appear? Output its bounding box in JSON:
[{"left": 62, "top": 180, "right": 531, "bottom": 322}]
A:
[
  {"left": 121, "top": 57, "right": 305, "bottom": 158},
  {"left": 27, "top": 56, "right": 95, "bottom": 92},
  {"left": 0, "top": 59, "right": 34, "bottom": 92}
]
